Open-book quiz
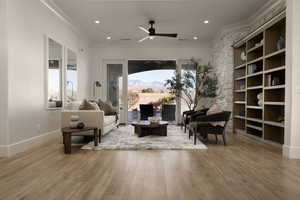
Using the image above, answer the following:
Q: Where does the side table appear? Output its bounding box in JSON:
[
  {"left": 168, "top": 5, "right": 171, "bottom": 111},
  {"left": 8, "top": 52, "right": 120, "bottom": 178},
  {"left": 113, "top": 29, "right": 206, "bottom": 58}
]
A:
[{"left": 62, "top": 127, "right": 98, "bottom": 154}]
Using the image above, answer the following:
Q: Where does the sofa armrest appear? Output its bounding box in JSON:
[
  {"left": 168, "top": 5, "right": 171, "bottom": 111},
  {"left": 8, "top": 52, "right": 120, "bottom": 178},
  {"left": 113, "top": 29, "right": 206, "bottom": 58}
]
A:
[{"left": 61, "top": 110, "right": 104, "bottom": 129}]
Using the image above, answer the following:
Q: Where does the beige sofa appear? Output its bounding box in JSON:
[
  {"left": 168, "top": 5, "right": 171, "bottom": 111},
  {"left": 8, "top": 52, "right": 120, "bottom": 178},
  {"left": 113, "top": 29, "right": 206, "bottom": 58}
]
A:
[{"left": 61, "top": 102, "right": 119, "bottom": 137}]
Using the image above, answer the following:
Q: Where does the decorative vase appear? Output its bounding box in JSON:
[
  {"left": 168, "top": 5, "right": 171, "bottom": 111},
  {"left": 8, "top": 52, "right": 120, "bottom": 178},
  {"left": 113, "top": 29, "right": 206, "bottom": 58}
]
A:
[
  {"left": 70, "top": 115, "right": 80, "bottom": 128},
  {"left": 240, "top": 51, "right": 246, "bottom": 61},
  {"left": 257, "top": 93, "right": 263, "bottom": 106},
  {"left": 277, "top": 36, "right": 285, "bottom": 50}
]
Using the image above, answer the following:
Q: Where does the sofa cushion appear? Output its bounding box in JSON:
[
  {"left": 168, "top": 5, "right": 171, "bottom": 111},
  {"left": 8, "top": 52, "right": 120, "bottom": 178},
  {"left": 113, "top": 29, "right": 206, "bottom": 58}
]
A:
[
  {"left": 103, "top": 115, "right": 116, "bottom": 127},
  {"left": 64, "top": 101, "right": 82, "bottom": 110}
]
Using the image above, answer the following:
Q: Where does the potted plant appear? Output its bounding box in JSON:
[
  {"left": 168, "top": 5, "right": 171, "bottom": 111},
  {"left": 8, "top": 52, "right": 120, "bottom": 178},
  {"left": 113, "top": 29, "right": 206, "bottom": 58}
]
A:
[{"left": 165, "top": 59, "right": 218, "bottom": 111}]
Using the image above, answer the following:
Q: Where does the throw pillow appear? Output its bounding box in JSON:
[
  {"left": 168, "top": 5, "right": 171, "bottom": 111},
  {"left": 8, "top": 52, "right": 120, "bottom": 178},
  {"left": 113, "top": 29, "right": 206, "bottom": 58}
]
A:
[
  {"left": 207, "top": 104, "right": 223, "bottom": 115},
  {"left": 207, "top": 104, "right": 225, "bottom": 127},
  {"left": 106, "top": 100, "right": 119, "bottom": 114},
  {"left": 79, "top": 99, "right": 98, "bottom": 110},
  {"left": 195, "top": 104, "right": 205, "bottom": 111},
  {"left": 97, "top": 99, "right": 117, "bottom": 115}
]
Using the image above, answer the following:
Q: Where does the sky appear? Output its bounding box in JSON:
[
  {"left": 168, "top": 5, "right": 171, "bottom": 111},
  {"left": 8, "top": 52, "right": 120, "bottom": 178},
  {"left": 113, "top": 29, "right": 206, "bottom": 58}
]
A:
[{"left": 129, "top": 70, "right": 175, "bottom": 82}]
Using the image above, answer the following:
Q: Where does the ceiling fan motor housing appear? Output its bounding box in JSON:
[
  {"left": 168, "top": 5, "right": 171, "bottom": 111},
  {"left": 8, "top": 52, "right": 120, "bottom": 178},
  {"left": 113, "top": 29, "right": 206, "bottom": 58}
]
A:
[{"left": 149, "top": 20, "right": 156, "bottom": 35}]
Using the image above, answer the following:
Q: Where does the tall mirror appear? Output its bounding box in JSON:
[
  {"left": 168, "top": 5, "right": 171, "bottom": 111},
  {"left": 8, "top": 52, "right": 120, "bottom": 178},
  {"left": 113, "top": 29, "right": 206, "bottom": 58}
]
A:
[
  {"left": 66, "top": 49, "right": 78, "bottom": 102},
  {"left": 47, "top": 38, "right": 63, "bottom": 109}
]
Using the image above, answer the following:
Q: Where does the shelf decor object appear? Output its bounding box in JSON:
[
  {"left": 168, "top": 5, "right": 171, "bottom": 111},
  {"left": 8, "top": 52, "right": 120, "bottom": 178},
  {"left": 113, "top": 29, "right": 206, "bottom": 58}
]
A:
[{"left": 233, "top": 11, "right": 286, "bottom": 147}]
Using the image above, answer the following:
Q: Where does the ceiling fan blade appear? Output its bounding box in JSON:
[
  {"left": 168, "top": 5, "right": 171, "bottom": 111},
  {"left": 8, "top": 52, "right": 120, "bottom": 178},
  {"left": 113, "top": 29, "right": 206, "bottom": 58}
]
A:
[
  {"left": 138, "top": 36, "right": 149, "bottom": 42},
  {"left": 154, "top": 33, "right": 178, "bottom": 38},
  {"left": 138, "top": 26, "right": 150, "bottom": 34}
]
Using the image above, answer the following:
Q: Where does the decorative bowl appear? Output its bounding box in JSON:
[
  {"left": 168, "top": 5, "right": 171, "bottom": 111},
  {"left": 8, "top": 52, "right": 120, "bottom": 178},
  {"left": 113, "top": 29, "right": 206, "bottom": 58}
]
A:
[{"left": 148, "top": 116, "right": 161, "bottom": 124}]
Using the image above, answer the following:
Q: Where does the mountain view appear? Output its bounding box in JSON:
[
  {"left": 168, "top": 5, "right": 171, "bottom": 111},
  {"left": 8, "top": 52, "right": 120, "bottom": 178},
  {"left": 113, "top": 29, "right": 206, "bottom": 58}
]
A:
[{"left": 128, "top": 79, "right": 166, "bottom": 91}]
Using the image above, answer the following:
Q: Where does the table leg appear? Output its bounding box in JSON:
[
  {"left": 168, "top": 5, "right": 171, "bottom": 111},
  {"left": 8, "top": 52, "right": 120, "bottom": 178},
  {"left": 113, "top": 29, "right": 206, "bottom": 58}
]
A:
[
  {"left": 98, "top": 129, "right": 102, "bottom": 143},
  {"left": 63, "top": 133, "right": 71, "bottom": 154},
  {"left": 94, "top": 129, "right": 99, "bottom": 146}
]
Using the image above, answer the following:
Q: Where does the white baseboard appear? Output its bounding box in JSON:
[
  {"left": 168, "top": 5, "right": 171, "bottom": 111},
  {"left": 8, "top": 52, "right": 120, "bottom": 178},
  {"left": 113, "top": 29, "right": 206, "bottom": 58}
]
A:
[
  {"left": 283, "top": 145, "right": 300, "bottom": 159},
  {"left": 0, "top": 145, "right": 9, "bottom": 157},
  {"left": 0, "top": 130, "right": 61, "bottom": 157}
]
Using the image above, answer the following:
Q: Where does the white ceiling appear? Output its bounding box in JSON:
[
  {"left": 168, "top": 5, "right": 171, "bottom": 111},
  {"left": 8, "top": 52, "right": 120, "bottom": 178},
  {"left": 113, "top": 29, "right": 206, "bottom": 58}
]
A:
[{"left": 51, "top": 0, "right": 271, "bottom": 46}]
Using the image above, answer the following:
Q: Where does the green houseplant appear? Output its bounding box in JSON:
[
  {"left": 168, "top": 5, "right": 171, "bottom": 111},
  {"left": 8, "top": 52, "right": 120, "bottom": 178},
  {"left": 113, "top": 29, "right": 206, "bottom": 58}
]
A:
[{"left": 165, "top": 59, "right": 218, "bottom": 111}]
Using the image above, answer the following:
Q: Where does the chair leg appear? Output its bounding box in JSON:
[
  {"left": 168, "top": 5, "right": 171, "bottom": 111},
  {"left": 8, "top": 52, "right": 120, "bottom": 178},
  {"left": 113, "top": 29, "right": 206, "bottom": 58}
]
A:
[
  {"left": 194, "top": 133, "right": 197, "bottom": 145},
  {"left": 215, "top": 134, "right": 218, "bottom": 144},
  {"left": 222, "top": 133, "right": 227, "bottom": 145},
  {"left": 184, "top": 124, "right": 187, "bottom": 133}
]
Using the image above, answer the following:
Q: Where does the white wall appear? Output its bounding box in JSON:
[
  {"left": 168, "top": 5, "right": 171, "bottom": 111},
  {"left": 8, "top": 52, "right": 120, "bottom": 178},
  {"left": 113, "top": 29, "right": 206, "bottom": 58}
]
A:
[
  {"left": 0, "top": 0, "right": 9, "bottom": 153},
  {"left": 0, "top": 0, "right": 91, "bottom": 156},
  {"left": 91, "top": 44, "right": 212, "bottom": 100},
  {"left": 284, "top": 0, "right": 300, "bottom": 159}
]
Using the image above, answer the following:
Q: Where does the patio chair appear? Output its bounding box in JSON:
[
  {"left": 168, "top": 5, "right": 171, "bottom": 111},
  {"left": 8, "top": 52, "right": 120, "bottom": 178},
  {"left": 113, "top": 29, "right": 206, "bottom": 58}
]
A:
[
  {"left": 140, "top": 104, "right": 154, "bottom": 120},
  {"left": 161, "top": 104, "right": 176, "bottom": 121},
  {"left": 190, "top": 111, "right": 231, "bottom": 145}
]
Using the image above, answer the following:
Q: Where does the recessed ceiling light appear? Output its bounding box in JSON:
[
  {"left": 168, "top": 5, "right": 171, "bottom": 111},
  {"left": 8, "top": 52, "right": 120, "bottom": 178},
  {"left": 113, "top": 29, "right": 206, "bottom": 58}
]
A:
[
  {"left": 204, "top": 20, "right": 209, "bottom": 24},
  {"left": 94, "top": 20, "right": 100, "bottom": 24},
  {"left": 193, "top": 36, "right": 198, "bottom": 40},
  {"left": 106, "top": 36, "right": 111, "bottom": 40}
]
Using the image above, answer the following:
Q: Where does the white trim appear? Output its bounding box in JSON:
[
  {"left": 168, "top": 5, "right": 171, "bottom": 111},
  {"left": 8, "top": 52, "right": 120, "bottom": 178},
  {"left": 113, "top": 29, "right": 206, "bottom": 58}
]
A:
[
  {"left": 248, "top": 0, "right": 286, "bottom": 26},
  {"left": 0, "top": 130, "right": 61, "bottom": 157},
  {"left": 283, "top": 145, "right": 300, "bottom": 159},
  {"left": 39, "top": 0, "right": 82, "bottom": 36},
  {"left": 0, "top": 145, "right": 9, "bottom": 157}
]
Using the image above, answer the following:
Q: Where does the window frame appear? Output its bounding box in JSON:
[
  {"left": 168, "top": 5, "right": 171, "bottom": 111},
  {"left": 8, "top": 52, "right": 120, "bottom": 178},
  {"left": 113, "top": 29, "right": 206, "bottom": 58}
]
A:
[{"left": 45, "top": 36, "right": 78, "bottom": 110}]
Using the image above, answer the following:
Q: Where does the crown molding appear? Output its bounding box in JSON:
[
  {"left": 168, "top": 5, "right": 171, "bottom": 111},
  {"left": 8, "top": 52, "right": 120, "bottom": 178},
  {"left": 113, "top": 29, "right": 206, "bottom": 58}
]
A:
[
  {"left": 214, "top": 0, "right": 286, "bottom": 42},
  {"left": 247, "top": 0, "right": 286, "bottom": 27},
  {"left": 39, "top": 0, "right": 88, "bottom": 40}
]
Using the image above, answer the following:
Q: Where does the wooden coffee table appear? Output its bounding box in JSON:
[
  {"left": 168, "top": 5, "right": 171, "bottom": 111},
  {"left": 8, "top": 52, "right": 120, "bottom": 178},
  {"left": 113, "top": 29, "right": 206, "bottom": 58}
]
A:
[{"left": 132, "top": 121, "right": 168, "bottom": 137}]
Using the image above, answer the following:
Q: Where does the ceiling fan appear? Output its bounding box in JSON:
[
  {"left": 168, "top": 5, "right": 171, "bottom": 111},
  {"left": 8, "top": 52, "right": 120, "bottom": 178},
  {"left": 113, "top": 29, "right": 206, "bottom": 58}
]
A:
[{"left": 138, "top": 20, "right": 178, "bottom": 42}]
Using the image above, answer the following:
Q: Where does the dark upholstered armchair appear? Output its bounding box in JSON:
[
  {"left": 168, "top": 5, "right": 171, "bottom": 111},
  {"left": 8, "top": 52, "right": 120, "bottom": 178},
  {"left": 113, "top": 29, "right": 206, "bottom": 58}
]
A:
[
  {"left": 140, "top": 104, "right": 154, "bottom": 120},
  {"left": 181, "top": 108, "right": 209, "bottom": 133},
  {"left": 190, "top": 111, "right": 231, "bottom": 145}
]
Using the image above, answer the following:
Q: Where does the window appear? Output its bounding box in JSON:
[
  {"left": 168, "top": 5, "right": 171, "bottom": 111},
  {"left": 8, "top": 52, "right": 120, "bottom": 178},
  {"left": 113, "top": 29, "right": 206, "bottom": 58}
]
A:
[
  {"left": 66, "top": 49, "right": 78, "bottom": 102},
  {"left": 47, "top": 38, "right": 63, "bottom": 109}
]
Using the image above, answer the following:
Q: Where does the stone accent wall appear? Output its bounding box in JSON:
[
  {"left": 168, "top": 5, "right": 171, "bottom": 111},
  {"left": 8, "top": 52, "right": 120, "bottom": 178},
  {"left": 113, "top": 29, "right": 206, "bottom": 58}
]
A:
[{"left": 211, "top": 27, "right": 250, "bottom": 130}]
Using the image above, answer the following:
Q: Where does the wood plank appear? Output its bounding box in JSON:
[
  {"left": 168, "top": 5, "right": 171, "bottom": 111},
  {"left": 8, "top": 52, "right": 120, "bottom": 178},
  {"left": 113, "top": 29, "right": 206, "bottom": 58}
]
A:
[{"left": 1, "top": 131, "right": 300, "bottom": 200}]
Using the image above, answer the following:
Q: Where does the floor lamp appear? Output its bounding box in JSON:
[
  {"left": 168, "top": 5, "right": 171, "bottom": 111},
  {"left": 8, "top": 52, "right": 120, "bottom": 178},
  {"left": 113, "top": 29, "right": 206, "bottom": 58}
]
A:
[{"left": 93, "top": 81, "right": 102, "bottom": 98}]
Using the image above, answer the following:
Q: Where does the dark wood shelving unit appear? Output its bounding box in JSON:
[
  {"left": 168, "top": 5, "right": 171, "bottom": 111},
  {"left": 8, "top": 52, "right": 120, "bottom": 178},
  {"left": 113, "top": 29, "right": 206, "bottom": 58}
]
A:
[{"left": 233, "top": 13, "right": 286, "bottom": 146}]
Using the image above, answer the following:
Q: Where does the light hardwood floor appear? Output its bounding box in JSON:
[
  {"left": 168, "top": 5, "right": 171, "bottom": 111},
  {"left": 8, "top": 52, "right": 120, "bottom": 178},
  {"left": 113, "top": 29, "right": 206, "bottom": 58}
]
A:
[{"left": 1, "top": 133, "right": 300, "bottom": 200}]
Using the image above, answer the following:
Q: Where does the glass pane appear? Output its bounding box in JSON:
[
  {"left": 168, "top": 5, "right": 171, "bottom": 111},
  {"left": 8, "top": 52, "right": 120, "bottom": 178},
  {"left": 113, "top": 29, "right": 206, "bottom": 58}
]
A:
[
  {"left": 48, "top": 38, "right": 63, "bottom": 108},
  {"left": 107, "top": 64, "right": 123, "bottom": 108},
  {"left": 181, "top": 62, "right": 197, "bottom": 112},
  {"left": 66, "top": 49, "right": 78, "bottom": 102}
]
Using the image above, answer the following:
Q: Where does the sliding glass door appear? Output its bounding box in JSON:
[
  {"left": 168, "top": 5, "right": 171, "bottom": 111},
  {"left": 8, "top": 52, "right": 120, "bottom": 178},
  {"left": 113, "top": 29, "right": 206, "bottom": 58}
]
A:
[{"left": 104, "top": 60, "right": 128, "bottom": 124}]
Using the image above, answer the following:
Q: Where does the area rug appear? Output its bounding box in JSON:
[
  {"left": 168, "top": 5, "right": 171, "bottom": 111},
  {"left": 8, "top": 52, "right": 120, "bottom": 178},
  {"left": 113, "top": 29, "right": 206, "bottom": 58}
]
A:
[{"left": 81, "top": 125, "right": 207, "bottom": 150}]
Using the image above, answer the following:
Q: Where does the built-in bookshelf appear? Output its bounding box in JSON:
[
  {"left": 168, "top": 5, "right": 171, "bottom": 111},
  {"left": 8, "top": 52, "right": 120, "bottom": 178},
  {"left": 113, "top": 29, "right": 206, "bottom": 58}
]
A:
[{"left": 233, "top": 12, "right": 286, "bottom": 146}]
